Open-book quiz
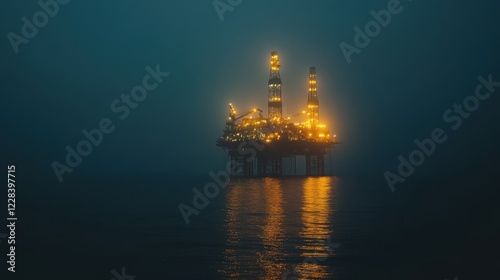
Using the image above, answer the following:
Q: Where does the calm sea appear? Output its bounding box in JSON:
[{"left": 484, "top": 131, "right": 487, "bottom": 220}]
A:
[{"left": 12, "top": 174, "right": 499, "bottom": 279}]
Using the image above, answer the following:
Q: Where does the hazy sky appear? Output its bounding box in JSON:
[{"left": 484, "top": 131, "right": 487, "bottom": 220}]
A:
[{"left": 1, "top": 0, "right": 500, "bottom": 183}]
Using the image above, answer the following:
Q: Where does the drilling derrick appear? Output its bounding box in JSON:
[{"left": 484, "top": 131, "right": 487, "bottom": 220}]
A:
[
  {"left": 307, "top": 67, "right": 319, "bottom": 127},
  {"left": 268, "top": 51, "right": 282, "bottom": 122}
]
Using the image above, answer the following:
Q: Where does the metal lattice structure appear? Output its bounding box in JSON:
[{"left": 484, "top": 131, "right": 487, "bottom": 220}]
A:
[
  {"left": 307, "top": 67, "right": 319, "bottom": 127},
  {"left": 268, "top": 51, "right": 282, "bottom": 121}
]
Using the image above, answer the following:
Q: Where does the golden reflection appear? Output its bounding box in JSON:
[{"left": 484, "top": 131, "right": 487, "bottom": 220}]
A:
[
  {"left": 220, "top": 179, "right": 286, "bottom": 279},
  {"left": 257, "top": 178, "right": 286, "bottom": 279},
  {"left": 220, "top": 177, "right": 336, "bottom": 279},
  {"left": 296, "top": 177, "right": 333, "bottom": 279}
]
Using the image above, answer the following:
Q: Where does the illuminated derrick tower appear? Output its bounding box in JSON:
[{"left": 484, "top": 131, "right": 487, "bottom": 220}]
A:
[
  {"left": 268, "top": 51, "right": 282, "bottom": 122},
  {"left": 307, "top": 67, "right": 319, "bottom": 127}
]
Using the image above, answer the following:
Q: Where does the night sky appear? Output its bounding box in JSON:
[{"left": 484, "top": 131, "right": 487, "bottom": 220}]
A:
[{"left": 1, "top": 0, "right": 500, "bottom": 183}]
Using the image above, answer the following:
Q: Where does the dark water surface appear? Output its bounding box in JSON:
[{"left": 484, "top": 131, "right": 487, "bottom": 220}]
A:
[{"left": 12, "top": 173, "right": 500, "bottom": 280}]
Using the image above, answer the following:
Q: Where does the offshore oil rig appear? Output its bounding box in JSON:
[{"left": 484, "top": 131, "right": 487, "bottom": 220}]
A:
[{"left": 216, "top": 51, "right": 340, "bottom": 177}]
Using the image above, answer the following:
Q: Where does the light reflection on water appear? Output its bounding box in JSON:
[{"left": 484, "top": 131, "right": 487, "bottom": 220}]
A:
[{"left": 220, "top": 177, "right": 337, "bottom": 279}]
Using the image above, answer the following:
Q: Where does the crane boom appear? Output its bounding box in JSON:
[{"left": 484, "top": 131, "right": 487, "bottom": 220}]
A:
[{"left": 227, "top": 104, "right": 262, "bottom": 122}]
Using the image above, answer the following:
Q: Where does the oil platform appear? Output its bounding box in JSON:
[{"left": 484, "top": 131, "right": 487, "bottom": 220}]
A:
[{"left": 216, "top": 51, "right": 340, "bottom": 177}]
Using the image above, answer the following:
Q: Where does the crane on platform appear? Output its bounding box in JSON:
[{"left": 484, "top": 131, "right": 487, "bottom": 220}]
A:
[{"left": 227, "top": 104, "right": 262, "bottom": 124}]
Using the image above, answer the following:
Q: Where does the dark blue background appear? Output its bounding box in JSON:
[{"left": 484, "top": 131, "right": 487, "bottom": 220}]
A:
[{"left": 1, "top": 1, "right": 499, "bottom": 279}]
